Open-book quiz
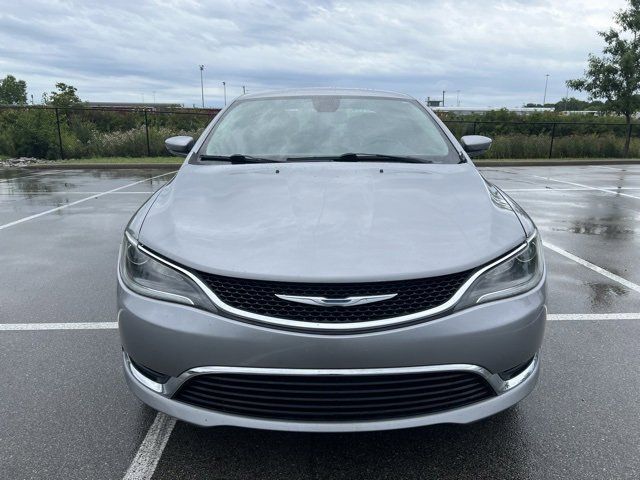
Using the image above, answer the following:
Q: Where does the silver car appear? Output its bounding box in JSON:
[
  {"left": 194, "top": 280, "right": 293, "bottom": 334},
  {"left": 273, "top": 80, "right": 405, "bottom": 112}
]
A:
[{"left": 118, "top": 88, "right": 546, "bottom": 432}]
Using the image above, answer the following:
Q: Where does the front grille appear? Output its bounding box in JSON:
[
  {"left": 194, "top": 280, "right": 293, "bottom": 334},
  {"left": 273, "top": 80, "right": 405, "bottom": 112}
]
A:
[
  {"left": 173, "top": 371, "right": 496, "bottom": 422},
  {"left": 196, "top": 270, "right": 474, "bottom": 324}
]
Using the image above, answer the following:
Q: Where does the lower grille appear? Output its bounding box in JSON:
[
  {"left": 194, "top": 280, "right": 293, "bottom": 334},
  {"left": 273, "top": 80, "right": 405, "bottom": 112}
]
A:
[{"left": 173, "top": 370, "right": 496, "bottom": 422}]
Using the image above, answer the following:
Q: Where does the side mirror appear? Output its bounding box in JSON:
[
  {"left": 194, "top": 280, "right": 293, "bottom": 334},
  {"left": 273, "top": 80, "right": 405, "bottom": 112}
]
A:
[
  {"left": 165, "top": 136, "right": 194, "bottom": 157},
  {"left": 460, "top": 135, "right": 492, "bottom": 157}
]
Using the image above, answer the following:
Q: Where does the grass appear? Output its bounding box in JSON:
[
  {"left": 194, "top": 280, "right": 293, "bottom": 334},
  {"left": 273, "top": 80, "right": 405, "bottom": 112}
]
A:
[{"left": 51, "top": 156, "right": 182, "bottom": 164}]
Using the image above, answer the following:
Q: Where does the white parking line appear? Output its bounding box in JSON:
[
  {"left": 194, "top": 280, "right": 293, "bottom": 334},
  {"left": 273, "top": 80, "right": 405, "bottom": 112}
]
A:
[
  {"left": 122, "top": 413, "right": 176, "bottom": 480},
  {"left": 548, "top": 313, "right": 640, "bottom": 321},
  {"left": 529, "top": 174, "right": 640, "bottom": 200},
  {"left": 544, "top": 242, "right": 640, "bottom": 294},
  {"left": 4, "top": 312, "right": 640, "bottom": 332},
  {"left": 591, "top": 165, "right": 626, "bottom": 171},
  {"left": 0, "top": 322, "right": 117, "bottom": 330},
  {"left": 504, "top": 187, "right": 640, "bottom": 192},
  {"left": 0, "top": 191, "right": 154, "bottom": 195},
  {"left": 0, "top": 171, "right": 175, "bottom": 231}
]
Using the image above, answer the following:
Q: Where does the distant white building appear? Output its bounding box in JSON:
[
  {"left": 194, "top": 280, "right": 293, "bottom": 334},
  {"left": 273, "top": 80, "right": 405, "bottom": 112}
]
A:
[{"left": 430, "top": 106, "right": 555, "bottom": 116}]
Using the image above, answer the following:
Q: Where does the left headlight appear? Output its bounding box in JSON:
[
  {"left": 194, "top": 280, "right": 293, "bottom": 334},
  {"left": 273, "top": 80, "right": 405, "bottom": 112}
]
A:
[
  {"left": 119, "top": 232, "right": 214, "bottom": 309},
  {"left": 456, "top": 232, "right": 544, "bottom": 310}
]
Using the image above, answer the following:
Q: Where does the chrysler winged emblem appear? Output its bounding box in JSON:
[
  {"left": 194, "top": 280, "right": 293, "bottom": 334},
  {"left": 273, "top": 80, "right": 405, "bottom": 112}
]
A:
[{"left": 275, "top": 293, "right": 397, "bottom": 307}]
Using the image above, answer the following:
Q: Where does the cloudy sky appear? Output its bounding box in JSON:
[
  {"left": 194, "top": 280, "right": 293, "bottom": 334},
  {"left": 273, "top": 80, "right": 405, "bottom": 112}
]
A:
[{"left": 0, "top": 0, "right": 628, "bottom": 107}]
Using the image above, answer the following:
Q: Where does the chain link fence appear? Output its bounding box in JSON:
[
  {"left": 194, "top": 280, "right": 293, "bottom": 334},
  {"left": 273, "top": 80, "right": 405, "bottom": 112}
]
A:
[
  {"left": 1, "top": 105, "right": 638, "bottom": 160},
  {"left": 444, "top": 119, "right": 637, "bottom": 159},
  {"left": 0, "top": 105, "right": 218, "bottom": 160}
]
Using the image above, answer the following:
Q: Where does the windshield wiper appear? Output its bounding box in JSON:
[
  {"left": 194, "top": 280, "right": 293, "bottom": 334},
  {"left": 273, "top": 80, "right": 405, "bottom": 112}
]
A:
[
  {"left": 333, "top": 153, "right": 431, "bottom": 164},
  {"left": 198, "top": 154, "right": 284, "bottom": 164},
  {"left": 285, "top": 153, "right": 431, "bottom": 163}
]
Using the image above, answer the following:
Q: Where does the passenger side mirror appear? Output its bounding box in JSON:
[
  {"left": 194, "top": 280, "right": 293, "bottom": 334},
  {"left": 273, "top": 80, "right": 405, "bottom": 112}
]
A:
[
  {"left": 165, "top": 136, "right": 195, "bottom": 157},
  {"left": 460, "top": 135, "right": 492, "bottom": 157}
]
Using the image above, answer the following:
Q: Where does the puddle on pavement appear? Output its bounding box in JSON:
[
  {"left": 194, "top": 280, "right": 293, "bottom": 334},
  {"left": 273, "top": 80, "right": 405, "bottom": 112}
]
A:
[
  {"left": 0, "top": 169, "right": 168, "bottom": 195},
  {"left": 587, "top": 282, "right": 628, "bottom": 309},
  {"left": 566, "top": 219, "right": 635, "bottom": 238}
]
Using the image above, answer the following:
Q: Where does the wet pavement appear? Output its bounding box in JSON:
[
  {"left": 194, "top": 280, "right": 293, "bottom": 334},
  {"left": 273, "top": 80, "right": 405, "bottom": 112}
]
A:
[{"left": 1, "top": 165, "right": 639, "bottom": 479}]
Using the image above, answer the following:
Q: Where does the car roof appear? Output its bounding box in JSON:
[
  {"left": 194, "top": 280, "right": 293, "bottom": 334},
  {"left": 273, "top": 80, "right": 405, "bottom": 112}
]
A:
[{"left": 240, "top": 87, "right": 414, "bottom": 101}]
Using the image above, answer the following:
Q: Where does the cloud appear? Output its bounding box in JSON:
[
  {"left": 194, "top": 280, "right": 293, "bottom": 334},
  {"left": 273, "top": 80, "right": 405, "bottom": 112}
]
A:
[{"left": 0, "top": 0, "right": 627, "bottom": 106}]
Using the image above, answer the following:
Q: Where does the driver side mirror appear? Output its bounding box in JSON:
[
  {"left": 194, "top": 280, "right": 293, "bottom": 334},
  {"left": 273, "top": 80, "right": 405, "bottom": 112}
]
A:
[
  {"left": 165, "top": 136, "right": 194, "bottom": 157},
  {"left": 460, "top": 135, "right": 492, "bottom": 157}
]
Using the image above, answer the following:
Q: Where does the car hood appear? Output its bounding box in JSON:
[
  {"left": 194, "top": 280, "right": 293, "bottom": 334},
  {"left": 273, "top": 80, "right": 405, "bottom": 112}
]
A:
[{"left": 138, "top": 162, "right": 525, "bottom": 282}]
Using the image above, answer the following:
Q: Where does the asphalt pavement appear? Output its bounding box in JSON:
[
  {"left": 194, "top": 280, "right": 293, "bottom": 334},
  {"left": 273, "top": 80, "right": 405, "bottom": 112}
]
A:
[{"left": 1, "top": 165, "right": 639, "bottom": 479}]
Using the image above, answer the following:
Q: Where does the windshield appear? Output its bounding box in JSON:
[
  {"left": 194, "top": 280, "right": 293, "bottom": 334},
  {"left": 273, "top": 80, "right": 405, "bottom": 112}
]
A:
[{"left": 198, "top": 96, "right": 459, "bottom": 163}]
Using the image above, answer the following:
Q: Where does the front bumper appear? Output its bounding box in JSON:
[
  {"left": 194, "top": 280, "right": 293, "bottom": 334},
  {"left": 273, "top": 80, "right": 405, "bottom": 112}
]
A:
[
  {"left": 118, "top": 271, "right": 546, "bottom": 431},
  {"left": 123, "top": 352, "right": 540, "bottom": 432}
]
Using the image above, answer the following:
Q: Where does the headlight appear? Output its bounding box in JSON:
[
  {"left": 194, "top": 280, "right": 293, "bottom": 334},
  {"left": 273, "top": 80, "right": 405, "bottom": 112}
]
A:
[
  {"left": 456, "top": 232, "right": 543, "bottom": 309},
  {"left": 119, "top": 233, "right": 213, "bottom": 309}
]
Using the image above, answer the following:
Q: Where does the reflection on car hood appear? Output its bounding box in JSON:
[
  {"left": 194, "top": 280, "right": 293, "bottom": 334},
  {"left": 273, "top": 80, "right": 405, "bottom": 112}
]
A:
[{"left": 139, "top": 162, "right": 525, "bottom": 282}]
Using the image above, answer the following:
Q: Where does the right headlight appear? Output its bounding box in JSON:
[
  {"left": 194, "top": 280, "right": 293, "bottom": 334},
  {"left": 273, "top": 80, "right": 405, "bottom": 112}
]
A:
[
  {"left": 119, "top": 232, "right": 214, "bottom": 309},
  {"left": 456, "top": 232, "right": 544, "bottom": 310}
]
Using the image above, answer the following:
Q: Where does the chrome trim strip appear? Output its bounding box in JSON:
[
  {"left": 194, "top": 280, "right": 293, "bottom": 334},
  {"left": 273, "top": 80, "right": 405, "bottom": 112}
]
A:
[
  {"left": 496, "top": 353, "right": 539, "bottom": 393},
  {"left": 124, "top": 352, "right": 539, "bottom": 398},
  {"left": 274, "top": 293, "right": 397, "bottom": 307},
  {"left": 133, "top": 234, "right": 529, "bottom": 331},
  {"left": 476, "top": 231, "right": 541, "bottom": 304},
  {"left": 125, "top": 355, "right": 164, "bottom": 393}
]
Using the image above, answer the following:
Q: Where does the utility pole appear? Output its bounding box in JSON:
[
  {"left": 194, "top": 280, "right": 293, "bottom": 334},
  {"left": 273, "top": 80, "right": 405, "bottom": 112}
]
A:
[
  {"left": 222, "top": 81, "right": 227, "bottom": 106},
  {"left": 564, "top": 85, "right": 570, "bottom": 112},
  {"left": 242, "top": 85, "right": 246, "bottom": 95},
  {"left": 442, "top": 90, "right": 446, "bottom": 107},
  {"left": 199, "top": 65, "right": 205, "bottom": 108},
  {"left": 543, "top": 74, "right": 550, "bottom": 106},
  {"left": 152, "top": 91, "right": 156, "bottom": 104}
]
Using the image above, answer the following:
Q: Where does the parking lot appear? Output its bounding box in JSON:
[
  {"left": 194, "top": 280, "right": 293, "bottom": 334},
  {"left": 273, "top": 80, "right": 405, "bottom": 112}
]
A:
[{"left": 1, "top": 164, "right": 640, "bottom": 479}]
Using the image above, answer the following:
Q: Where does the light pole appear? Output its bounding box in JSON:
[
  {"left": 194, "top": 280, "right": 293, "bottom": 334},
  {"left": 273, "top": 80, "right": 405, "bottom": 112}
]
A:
[
  {"left": 543, "top": 74, "right": 550, "bottom": 106},
  {"left": 199, "top": 65, "right": 205, "bottom": 108},
  {"left": 222, "top": 81, "right": 227, "bottom": 106},
  {"left": 442, "top": 90, "right": 446, "bottom": 107},
  {"left": 242, "top": 85, "right": 246, "bottom": 95}
]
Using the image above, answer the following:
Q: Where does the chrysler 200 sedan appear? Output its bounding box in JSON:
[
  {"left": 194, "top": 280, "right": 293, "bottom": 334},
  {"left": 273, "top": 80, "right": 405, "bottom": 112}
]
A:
[{"left": 118, "top": 88, "right": 546, "bottom": 432}]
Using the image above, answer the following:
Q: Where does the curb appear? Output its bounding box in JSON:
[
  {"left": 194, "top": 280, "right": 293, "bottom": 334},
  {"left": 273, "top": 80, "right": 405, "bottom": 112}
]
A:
[
  {"left": 474, "top": 159, "right": 640, "bottom": 167},
  {"left": 18, "top": 163, "right": 182, "bottom": 170},
  {"left": 8, "top": 159, "right": 640, "bottom": 169}
]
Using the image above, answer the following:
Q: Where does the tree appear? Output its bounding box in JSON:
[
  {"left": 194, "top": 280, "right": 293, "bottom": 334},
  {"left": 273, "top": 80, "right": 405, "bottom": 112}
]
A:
[
  {"left": 523, "top": 103, "right": 556, "bottom": 109},
  {"left": 46, "top": 82, "right": 82, "bottom": 108},
  {"left": 567, "top": 0, "right": 640, "bottom": 156},
  {"left": 0, "top": 75, "right": 28, "bottom": 104},
  {"left": 554, "top": 97, "right": 600, "bottom": 112}
]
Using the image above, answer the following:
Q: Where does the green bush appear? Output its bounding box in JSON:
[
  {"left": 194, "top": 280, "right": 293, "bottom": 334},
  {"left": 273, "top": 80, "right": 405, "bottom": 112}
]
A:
[
  {"left": 477, "top": 133, "right": 640, "bottom": 159},
  {"left": 0, "top": 106, "right": 639, "bottom": 160},
  {"left": 0, "top": 107, "right": 211, "bottom": 159},
  {"left": 0, "top": 108, "right": 60, "bottom": 159}
]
